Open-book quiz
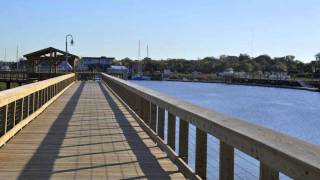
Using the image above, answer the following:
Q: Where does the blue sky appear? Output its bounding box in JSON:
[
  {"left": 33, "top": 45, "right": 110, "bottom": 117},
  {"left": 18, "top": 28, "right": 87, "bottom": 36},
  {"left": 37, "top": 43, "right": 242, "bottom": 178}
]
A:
[{"left": 0, "top": 0, "right": 320, "bottom": 62}]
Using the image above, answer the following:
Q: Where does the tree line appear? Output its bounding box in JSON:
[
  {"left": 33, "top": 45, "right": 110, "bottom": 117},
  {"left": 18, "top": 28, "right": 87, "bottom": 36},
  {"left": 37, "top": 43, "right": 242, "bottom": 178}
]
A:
[{"left": 114, "top": 54, "right": 320, "bottom": 78}]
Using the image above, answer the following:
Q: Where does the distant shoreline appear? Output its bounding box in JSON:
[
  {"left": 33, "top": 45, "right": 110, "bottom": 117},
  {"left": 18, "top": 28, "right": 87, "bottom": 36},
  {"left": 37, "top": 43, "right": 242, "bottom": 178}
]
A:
[{"left": 164, "top": 79, "right": 320, "bottom": 92}]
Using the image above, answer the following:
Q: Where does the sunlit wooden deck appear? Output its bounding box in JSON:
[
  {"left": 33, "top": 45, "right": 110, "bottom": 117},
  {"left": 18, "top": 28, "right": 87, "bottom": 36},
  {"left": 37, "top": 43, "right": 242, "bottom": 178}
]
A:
[{"left": 0, "top": 81, "right": 185, "bottom": 179}]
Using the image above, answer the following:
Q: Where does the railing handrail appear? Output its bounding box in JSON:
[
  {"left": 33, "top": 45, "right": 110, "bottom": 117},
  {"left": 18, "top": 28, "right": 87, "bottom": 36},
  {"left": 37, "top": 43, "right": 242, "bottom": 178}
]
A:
[
  {"left": 101, "top": 73, "right": 320, "bottom": 179},
  {"left": 0, "top": 73, "right": 75, "bottom": 108}
]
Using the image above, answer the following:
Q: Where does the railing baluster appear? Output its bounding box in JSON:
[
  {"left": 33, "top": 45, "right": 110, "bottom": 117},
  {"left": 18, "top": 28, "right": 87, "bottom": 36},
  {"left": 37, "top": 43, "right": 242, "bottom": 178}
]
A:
[
  {"left": 134, "top": 95, "right": 140, "bottom": 115},
  {"left": 21, "top": 98, "right": 24, "bottom": 121},
  {"left": 143, "top": 99, "right": 150, "bottom": 126},
  {"left": 179, "top": 118, "right": 189, "bottom": 163},
  {"left": 167, "top": 112, "right": 176, "bottom": 150},
  {"left": 219, "top": 141, "right": 234, "bottom": 180},
  {"left": 4, "top": 105, "right": 8, "bottom": 134},
  {"left": 139, "top": 97, "right": 144, "bottom": 119},
  {"left": 196, "top": 127, "right": 207, "bottom": 179},
  {"left": 26, "top": 96, "right": 29, "bottom": 117},
  {"left": 260, "top": 162, "right": 279, "bottom": 180},
  {"left": 157, "top": 107, "right": 165, "bottom": 140},
  {"left": 13, "top": 101, "right": 16, "bottom": 126},
  {"left": 37, "top": 91, "right": 40, "bottom": 110},
  {"left": 150, "top": 103, "right": 157, "bottom": 132}
]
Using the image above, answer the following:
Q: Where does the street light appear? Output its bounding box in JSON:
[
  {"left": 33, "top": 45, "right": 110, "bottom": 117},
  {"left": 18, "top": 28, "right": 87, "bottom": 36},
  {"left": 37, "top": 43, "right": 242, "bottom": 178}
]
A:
[{"left": 65, "top": 34, "right": 74, "bottom": 63}]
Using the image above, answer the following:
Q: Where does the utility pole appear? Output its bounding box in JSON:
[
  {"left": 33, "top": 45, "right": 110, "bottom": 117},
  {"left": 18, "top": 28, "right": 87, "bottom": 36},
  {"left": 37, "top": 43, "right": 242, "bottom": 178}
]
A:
[
  {"left": 4, "top": 48, "right": 6, "bottom": 61},
  {"left": 138, "top": 40, "right": 142, "bottom": 74},
  {"left": 138, "top": 40, "right": 141, "bottom": 60},
  {"left": 146, "top": 44, "right": 149, "bottom": 58},
  {"left": 16, "top": 45, "right": 19, "bottom": 70}
]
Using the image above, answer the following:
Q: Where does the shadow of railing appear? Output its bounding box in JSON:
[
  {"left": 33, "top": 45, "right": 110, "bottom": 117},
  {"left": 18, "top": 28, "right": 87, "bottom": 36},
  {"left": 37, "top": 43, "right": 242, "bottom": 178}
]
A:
[
  {"left": 18, "top": 82, "right": 85, "bottom": 179},
  {"left": 98, "top": 82, "right": 176, "bottom": 179}
]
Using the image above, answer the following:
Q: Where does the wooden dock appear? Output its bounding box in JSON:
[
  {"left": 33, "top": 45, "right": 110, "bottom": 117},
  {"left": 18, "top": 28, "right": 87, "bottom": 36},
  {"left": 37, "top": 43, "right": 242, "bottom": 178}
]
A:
[{"left": 0, "top": 81, "right": 185, "bottom": 179}]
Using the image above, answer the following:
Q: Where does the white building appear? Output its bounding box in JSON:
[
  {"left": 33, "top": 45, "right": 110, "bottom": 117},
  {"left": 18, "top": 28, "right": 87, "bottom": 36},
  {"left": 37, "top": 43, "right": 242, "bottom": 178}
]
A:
[{"left": 78, "top": 56, "right": 114, "bottom": 71}]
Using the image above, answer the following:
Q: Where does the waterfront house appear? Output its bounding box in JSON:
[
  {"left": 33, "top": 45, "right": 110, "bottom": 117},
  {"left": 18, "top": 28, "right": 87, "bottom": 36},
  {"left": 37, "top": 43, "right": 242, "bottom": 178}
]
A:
[
  {"left": 163, "top": 69, "right": 172, "bottom": 75},
  {"left": 107, "top": 65, "right": 129, "bottom": 79},
  {"left": 219, "top": 68, "right": 248, "bottom": 78},
  {"left": 78, "top": 56, "right": 114, "bottom": 72},
  {"left": 219, "top": 68, "right": 235, "bottom": 77},
  {"left": 268, "top": 71, "right": 290, "bottom": 80}
]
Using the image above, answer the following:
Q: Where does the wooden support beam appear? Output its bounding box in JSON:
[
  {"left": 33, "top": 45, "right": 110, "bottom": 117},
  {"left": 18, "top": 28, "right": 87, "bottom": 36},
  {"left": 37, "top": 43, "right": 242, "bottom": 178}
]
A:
[
  {"left": 179, "top": 119, "right": 189, "bottom": 163},
  {"left": 167, "top": 112, "right": 176, "bottom": 150},
  {"left": 196, "top": 127, "right": 207, "bottom": 179},
  {"left": 219, "top": 141, "right": 234, "bottom": 180},
  {"left": 260, "top": 163, "right": 279, "bottom": 180}
]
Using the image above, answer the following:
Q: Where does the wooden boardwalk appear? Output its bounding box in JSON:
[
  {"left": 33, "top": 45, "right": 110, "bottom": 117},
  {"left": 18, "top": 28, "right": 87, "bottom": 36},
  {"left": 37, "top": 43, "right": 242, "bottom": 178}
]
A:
[{"left": 0, "top": 81, "right": 185, "bottom": 180}]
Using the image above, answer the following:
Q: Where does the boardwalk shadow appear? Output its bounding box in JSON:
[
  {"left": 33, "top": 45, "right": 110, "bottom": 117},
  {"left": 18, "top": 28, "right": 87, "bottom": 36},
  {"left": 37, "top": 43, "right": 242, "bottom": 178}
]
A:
[
  {"left": 18, "top": 82, "right": 85, "bottom": 180},
  {"left": 98, "top": 82, "right": 175, "bottom": 179}
]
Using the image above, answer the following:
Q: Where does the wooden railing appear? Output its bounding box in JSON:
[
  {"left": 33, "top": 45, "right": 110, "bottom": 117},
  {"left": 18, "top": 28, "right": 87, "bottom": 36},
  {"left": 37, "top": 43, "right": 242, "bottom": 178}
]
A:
[
  {"left": 101, "top": 73, "right": 320, "bottom": 180},
  {"left": 0, "top": 71, "right": 70, "bottom": 82},
  {"left": 0, "top": 71, "right": 28, "bottom": 82},
  {"left": 0, "top": 73, "right": 75, "bottom": 147}
]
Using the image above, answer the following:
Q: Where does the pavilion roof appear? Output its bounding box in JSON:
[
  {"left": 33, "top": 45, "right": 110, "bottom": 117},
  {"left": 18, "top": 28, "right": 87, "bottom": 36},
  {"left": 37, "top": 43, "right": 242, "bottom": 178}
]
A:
[{"left": 24, "top": 47, "right": 79, "bottom": 59}]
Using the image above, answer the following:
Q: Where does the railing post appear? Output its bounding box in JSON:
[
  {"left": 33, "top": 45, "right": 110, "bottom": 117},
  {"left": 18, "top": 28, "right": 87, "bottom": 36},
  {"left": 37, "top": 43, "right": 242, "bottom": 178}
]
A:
[
  {"left": 157, "top": 107, "right": 165, "bottom": 140},
  {"left": 13, "top": 101, "right": 16, "bottom": 126},
  {"left": 143, "top": 99, "right": 150, "bottom": 126},
  {"left": 26, "top": 96, "right": 29, "bottom": 117},
  {"left": 37, "top": 91, "right": 40, "bottom": 110},
  {"left": 260, "top": 163, "right": 279, "bottom": 180},
  {"left": 196, "top": 128, "right": 207, "bottom": 179},
  {"left": 41, "top": 90, "right": 44, "bottom": 106},
  {"left": 46, "top": 87, "right": 49, "bottom": 102},
  {"left": 32, "top": 93, "right": 35, "bottom": 113},
  {"left": 4, "top": 105, "right": 8, "bottom": 134},
  {"left": 219, "top": 141, "right": 234, "bottom": 180},
  {"left": 179, "top": 119, "right": 189, "bottom": 162},
  {"left": 150, "top": 103, "right": 157, "bottom": 132},
  {"left": 138, "top": 96, "right": 144, "bottom": 119},
  {"left": 167, "top": 112, "right": 176, "bottom": 150},
  {"left": 21, "top": 98, "right": 24, "bottom": 121}
]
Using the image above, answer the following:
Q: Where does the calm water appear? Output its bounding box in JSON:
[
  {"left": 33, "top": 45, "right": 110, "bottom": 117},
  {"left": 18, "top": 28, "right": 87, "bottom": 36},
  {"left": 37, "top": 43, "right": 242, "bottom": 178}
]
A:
[{"left": 131, "top": 80, "right": 320, "bottom": 179}]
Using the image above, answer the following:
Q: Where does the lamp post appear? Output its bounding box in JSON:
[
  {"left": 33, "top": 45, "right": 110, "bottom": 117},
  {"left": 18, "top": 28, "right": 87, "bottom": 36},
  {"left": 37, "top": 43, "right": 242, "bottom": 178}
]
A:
[{"left": 65, "top": 34, "right": 74, "bottom": 63}]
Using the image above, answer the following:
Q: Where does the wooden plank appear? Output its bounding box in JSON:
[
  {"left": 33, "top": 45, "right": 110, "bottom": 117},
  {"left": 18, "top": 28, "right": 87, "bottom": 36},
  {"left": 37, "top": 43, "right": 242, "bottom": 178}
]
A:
[
  {"left": 196, "top": 127, "right": 207, "bottom": 179},
  {"left": 167, "top": 112, "right": 176, "bottom": 150},
  {"left": 219, "top": 141, "right": 234, "bottom": 180},
  {"left": 179, "top": 119, "right": 189, "bottom": 163},
  {"left": 260, "top": 162, "right": 279, "bottom": 180}
]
